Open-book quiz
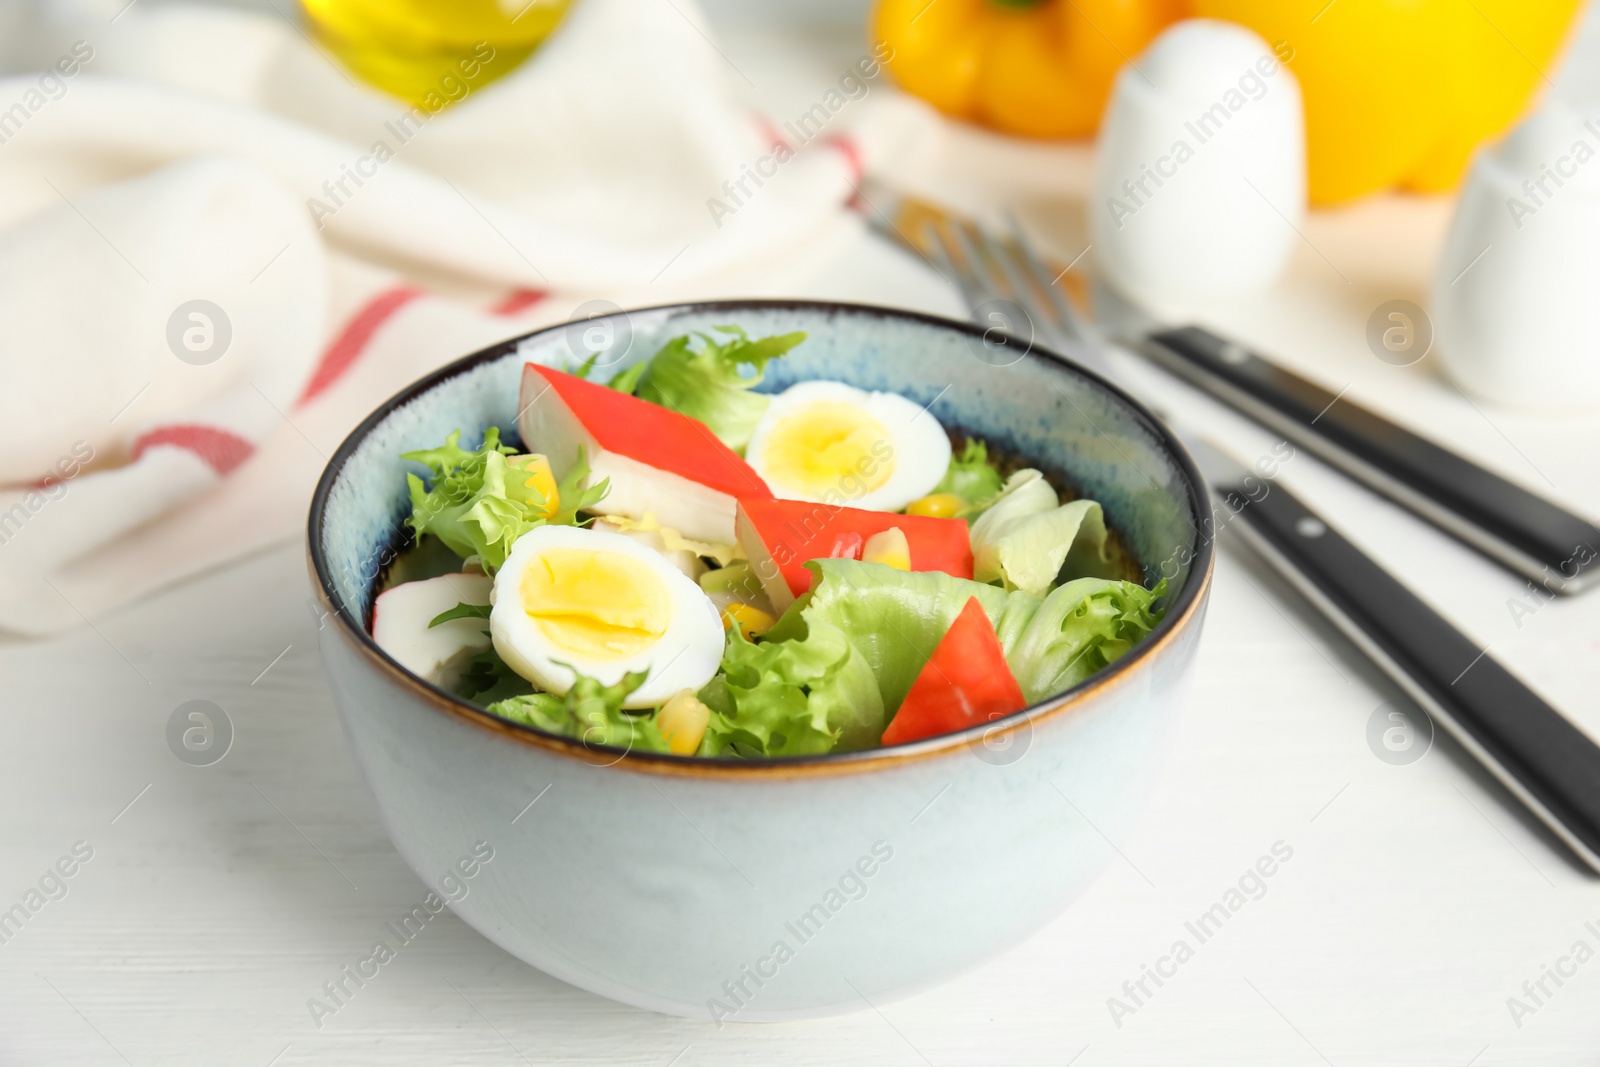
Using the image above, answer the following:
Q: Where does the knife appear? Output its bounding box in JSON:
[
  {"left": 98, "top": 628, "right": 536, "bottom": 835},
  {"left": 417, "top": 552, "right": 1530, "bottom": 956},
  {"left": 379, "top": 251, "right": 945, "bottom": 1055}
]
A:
[
  {"left": 869, "top": 189, "right": 1600, "bottom": 873},
  {"left": 1100, "top": 285, "right": 1600, "bottom": 596},
  {"left": 1192, "top": 436, "right": 1600, "bottom": 873},
  {"left": 858, "top": 183, "right": 1600, "bottom": 595}
]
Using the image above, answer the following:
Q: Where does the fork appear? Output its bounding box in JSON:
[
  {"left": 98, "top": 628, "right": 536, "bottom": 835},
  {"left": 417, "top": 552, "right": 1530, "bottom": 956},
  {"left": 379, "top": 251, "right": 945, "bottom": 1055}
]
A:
[{"left": 905, "top": 207, "right": 1600, "bottom": 874}]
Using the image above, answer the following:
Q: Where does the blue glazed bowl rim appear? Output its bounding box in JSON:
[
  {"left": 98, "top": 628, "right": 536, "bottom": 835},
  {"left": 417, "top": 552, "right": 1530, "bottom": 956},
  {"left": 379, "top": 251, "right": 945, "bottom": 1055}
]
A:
[{"left": 307, "top": 299, "right": 1214, "bottom": 777}]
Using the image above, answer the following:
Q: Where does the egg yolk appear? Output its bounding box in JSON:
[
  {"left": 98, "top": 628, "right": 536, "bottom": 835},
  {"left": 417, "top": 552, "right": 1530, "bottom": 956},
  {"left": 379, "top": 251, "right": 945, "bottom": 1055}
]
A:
[
  {"left": 520, "top": 548, "right": 669, "bottom": 660},
  {"left": 761, "top": 401, "right": 894, "bottom": 499}
]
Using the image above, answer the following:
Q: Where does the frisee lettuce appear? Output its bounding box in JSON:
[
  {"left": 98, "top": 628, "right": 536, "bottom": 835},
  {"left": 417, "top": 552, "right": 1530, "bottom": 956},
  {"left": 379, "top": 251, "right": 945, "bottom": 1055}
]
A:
[
  {"left": 603, "top": 358, "right": 648, "bottom": 396},
  {"left": 997, "top": 576, "right": 1167, "bottom": 700},
  {"left": 627, "top": 325, "right": 807, "bottom": 453},
  {"left": 573, "top": 349, "right": 648, "bottom": 396},
  {"left": 454, "top": 646, "right": 535, "bottom": 704},
  {"left": 403, "top": 428, "right": 608, "bottom": 573},
  {"left": 697, "top": 623, "right": 885, "bottom": 757},
  {"left": 486, "top": 669, "right": 669, "bottom": 752},
  {"left": 550, "top": 447, "right": 611, "bottom": 527},
  {"left": 932, "top": 439, "right": 1004, "bottom": 508}
]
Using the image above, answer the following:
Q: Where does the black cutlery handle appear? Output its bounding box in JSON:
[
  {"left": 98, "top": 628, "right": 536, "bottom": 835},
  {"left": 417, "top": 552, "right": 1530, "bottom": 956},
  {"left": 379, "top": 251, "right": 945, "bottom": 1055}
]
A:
[
  {"left": 1143, "top": 325, "right": 1600, "bottom": 594},
  {"left": 1218, "top": 476, "right": 1600, "bottom": 871}
]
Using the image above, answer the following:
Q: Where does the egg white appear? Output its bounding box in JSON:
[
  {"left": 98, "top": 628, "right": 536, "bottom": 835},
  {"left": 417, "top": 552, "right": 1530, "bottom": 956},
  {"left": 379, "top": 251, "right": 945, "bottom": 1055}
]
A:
[
  {"left": 490, "top": 525, "right": 724, "bottom": 709},
  {"left": 745, "top": 380, "right": 952, "bottom": 512}
]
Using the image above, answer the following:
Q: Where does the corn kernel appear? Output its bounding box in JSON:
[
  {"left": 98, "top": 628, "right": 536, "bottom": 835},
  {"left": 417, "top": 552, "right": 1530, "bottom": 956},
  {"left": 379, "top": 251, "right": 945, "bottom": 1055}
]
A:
[
  {"left": 657, "top": 688, "right": 711, "bottom": 755},
  {"left": 906, "top": 493, "right": 965, "bottom": 519},
  {"left": 862, "top": 526, "right": 912, "bottom": 570},
  {"left": 721, "top": 602, "right": 777, "bottom": 640},
  {"left": 510, "top": 453, "right": 560, "bottom": 519}
]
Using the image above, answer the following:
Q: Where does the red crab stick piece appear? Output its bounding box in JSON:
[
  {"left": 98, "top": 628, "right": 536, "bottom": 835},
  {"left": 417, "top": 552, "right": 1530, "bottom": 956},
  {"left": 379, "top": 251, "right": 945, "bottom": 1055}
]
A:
[
  {"left": 518, "top": 363, "right": 771, "bottom": 543},
  {"left": 880, "top": 597, "right": 1027, "bottom": 746},
  {"left": 735, "top": 497, "right": 974, "bottom": 612}
]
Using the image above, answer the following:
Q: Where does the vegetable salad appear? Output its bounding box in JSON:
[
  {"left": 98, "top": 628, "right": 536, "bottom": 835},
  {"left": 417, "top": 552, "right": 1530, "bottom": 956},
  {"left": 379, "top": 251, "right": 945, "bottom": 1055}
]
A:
[{"left": 370, "top": 327, "right": 1165, "bottom": 757}]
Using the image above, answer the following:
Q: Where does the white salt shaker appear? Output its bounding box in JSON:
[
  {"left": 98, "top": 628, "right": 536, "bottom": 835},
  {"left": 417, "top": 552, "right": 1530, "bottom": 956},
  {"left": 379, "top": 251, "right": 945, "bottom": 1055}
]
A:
[
  {"left": 1432, "top": 97, "right": 1600, "bottom": 408},
  {"left": 1090, "top": 19, "right": 1305, "bottom": 307}
]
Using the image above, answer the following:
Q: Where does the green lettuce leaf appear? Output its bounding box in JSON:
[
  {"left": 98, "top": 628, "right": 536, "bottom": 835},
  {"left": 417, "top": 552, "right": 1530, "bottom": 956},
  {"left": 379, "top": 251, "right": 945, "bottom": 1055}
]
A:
[
  {"left": 551, "top": 446, "right": 610, "bottom": 527},
  {"left": 486, "top": 669, "right": 670, "bottom": 752},
  {"left": 998, "top": 577, "right": 1167, "bottom": 701},
  {"left": 632, "top": 326, "right": 807, "bottom": 452},
  {"left": 402, "top": 430, "right": 484, "bottom": 482},
  {"left": 932, "top": 439, "right": 1004, "bottom": 506},
  {"left": 969, "top": 469, "right": 1119, "bottom": 594},
  {"left": 454, "top": 646, "right": 535, "bottom": 704},
  {"left": 404, "top": 429, "right": 606, "bottom": 572},
  {"left": 698, "top": 622, "right": 885, "bottom": 757},
  {"left": 765, "top": 560, "right": 1016, "bottom": 715},
  {"left": 404, "top": 428, "right": 538, "bottom": 571},
  {"left": 767, "top": 559, "right": 1164, "bottom": 714},
  {"left": 607, "top": 360, "right": 648, "bottom": 396},
  {"left": 575, "top": 351, "right": 647, "bottom": 395},
  {"left": 429, "top": 601, "right": 492, "bottom": 627}
]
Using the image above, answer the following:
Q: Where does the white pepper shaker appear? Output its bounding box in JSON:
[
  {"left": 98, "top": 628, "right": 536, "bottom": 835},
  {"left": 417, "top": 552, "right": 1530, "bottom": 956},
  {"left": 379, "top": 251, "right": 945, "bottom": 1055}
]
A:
[
  {"left": 1091, "top": 19, "right": 1305, "bottom": 307},
  {"left": 1433, "top": 96, "right": 1600, "bottom": 408}
]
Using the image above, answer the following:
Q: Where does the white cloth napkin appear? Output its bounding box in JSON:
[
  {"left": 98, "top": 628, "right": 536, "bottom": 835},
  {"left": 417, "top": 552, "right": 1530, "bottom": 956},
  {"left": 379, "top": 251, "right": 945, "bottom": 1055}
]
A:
[{"left": 0, "top": 0, "right": 930, "bottom": 634}]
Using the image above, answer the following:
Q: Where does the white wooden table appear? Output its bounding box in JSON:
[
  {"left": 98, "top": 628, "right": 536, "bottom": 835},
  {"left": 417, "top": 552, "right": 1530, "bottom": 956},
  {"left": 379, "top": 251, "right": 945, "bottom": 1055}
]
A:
[{"left": 3, "top": 11, "right": 1600, "bottom": 1066}]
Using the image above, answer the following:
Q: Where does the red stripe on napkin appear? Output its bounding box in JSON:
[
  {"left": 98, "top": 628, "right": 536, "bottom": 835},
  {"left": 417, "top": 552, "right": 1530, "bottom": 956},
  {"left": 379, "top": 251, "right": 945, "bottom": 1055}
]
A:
[
  {"left": 824, "top": 136, "right": 864, "bottom": 184},
  {"left": 753, "top": 113, "right": 789, "bottom": 153},
  {"left": 132, "top": 425, "right": 255, "bottom": 477},
  {"left": 298, "top": 285, "right": 424, "bottom": 405},
  {"left": 490, "top": 288, "right": 548, "bottom": 317}
]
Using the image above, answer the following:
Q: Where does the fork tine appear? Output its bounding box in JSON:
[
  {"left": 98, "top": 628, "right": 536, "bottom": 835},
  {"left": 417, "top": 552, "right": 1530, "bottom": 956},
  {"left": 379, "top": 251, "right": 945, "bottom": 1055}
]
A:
[
  {"left": 1004, "top": 219, "right": 1095, "bottom": 344},
  {"left": 929, "top": 217, "right": 1049, "bottom": 363},
  {"left": 923, "top": 218, "right": 995, "bottom": 310},
  {"left": 944, "top": 219, "right": 1004, "bottom": 304},
  {"left": 955, "top": 218, "right": 1069, "bottom": 351},
  {"left": 958, "top": 220, "right": 1027, "bottom": 300}
]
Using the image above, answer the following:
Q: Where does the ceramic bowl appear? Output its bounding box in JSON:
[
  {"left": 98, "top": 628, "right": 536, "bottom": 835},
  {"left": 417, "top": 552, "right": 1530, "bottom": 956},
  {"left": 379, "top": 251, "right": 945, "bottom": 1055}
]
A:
[{"left": 307, "top": 300, "right": 1213, "bottom": 1020}]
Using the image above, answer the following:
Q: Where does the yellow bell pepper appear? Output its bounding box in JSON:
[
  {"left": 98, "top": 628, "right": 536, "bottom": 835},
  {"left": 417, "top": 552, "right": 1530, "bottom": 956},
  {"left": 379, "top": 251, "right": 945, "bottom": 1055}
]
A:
[
  {"left": 1193, "top": 0, "right": 1582, "bottom": 204},
  {"left": 873, "top": 0, "right": 1187, "bottom": 138},
  {"left": 301, "top": 0, "right": 571, "bottom": 107}
]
